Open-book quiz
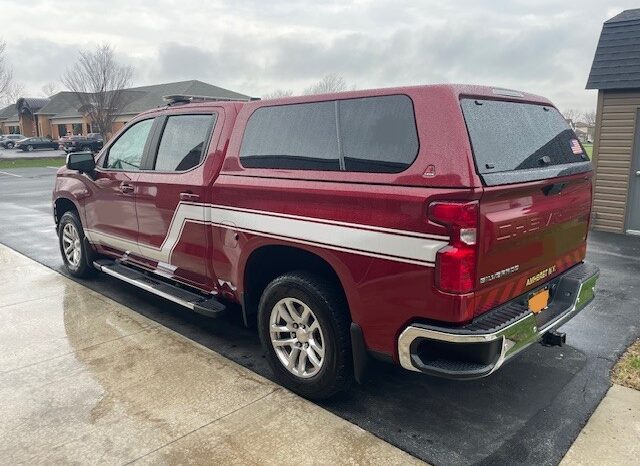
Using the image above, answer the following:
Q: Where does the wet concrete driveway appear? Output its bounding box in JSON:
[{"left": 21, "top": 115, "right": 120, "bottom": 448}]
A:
[{"left": 0, "top": 245, "right": 420, "bottom": 465}]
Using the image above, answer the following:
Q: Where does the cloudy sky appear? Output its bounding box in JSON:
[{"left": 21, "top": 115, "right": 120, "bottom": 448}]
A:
[{"left": 2, "top": 0, "right": 637, "bottom": 112}]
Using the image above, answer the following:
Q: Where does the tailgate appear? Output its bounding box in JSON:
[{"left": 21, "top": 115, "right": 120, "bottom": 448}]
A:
[
  {"left": 459, "top": 97, "right": 593, "bottom": 316},
  {"left": 474, "top": 175, "right": 591, "bottom": 315}
]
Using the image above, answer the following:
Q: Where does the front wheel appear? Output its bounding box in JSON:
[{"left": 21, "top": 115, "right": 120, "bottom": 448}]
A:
[
  {"left": 26, "top": 144, "right": 33, "bottom": 152},
  {"left": 57, "top": 211, "right": 95, "bottom": 278},
  {"left": 6, "top": 142, "right": 14, "bottom": 149},
  {"left": 258, "top": 271, "right": 353, "bottom": 399}
]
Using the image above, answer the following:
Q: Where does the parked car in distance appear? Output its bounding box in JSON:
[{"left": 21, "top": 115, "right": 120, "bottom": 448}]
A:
[
  {"left": 62, "top": 134, "right": 104, "bottom": 153},
  {"left": 57, "top": 134, "right": 73, "bottom": 150},
  {"left": 16, "top": 137, "right": 59, "bottom": 151},
  {"left": 0, "top": 134, "right": 26, "bottom": 149},
  {"left": 53, "top": 85, "right": 600, "bottom": 399}
]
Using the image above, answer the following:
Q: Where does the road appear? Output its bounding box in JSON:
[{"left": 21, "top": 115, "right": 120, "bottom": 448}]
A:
[
  {"left": 1, "top": 167, "right": 639, "bottom": 466},
  {"left": 0, "top": 146, "right": 66, "bottom": 159}
]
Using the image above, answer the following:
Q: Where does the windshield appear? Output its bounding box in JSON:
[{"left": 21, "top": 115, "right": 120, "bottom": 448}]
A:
[{"left": 460, "top": 99, "right": 588, "bottom": 177}]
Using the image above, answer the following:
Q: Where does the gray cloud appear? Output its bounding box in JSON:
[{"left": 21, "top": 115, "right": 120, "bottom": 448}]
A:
[
  {"left": 1, "top": 0, "right": 638, "bottom": 111},
  {"left": 9, "top": 39, "right": 77, "bottom": 88}
]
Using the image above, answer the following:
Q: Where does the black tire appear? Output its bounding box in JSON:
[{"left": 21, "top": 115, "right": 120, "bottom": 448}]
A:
[
  {"left": 81, "top": 145, "right": 90, "bottom": 152},
  {"left": 26, "top": 144, "right": 33, "bottom": 152},
  {"left": 257, "top": 271, "right": 353, "bottom": 399},
  {"left": 57, "top": 210, "right": 95, "bottom": 278},
  {"left": 6, "top": 142, "right": 14, "bottom": 149}
]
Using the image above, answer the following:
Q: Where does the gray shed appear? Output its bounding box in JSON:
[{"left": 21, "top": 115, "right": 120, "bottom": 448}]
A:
[{"left": 586, "top": 8, "right": 640, "bottom": 235}]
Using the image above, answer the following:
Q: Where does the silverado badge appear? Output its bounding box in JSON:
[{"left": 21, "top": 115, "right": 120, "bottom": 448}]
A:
[{"left": 480, "top": 265, "right": 520, "bottom": 284}]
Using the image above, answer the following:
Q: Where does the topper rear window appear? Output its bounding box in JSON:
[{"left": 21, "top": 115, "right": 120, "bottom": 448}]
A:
[{"left": 460, "top": 98, "right": 591, "bottom": 185}]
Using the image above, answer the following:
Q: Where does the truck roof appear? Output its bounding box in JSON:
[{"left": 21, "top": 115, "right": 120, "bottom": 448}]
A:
[
  {"left": 251, "top": 84, "right": 553, "bottom": 107},
  {"left": 137, "top": 83, "right": 553, "bottom": 119}
]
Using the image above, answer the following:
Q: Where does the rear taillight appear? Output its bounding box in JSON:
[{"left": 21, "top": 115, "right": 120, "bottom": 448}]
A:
[{"left": 428, "top": 201, "right": 479, "bottom": 294}]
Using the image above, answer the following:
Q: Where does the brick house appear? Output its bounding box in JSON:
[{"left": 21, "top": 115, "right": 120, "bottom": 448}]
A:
[
  {"left": 0, "top": 80, "right": 250, "bottom": 139},
  {"left": 0, "top": 103, "right": 20, "bottom": 134}
]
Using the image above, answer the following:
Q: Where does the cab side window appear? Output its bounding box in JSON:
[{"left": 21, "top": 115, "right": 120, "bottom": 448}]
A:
[
  {"left": 104, "top": 119, "right": 154, "bottom": 170},
  {"left": 154, "top": 114, "right": 216, "bottom": 171}
]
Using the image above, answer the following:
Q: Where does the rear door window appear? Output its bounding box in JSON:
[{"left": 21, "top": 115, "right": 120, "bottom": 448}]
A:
[
  {"left": 240, "top": 95, "right": 418, "bottom": 173},
  {"left": 460, "top": 99, "right": 590, "bottom": 184},
  {"left": 153, "top": 114, "right": 216, "bottom": 171}
]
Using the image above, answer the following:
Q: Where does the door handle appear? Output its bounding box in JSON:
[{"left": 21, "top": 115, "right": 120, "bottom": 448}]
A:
[
  {"left": 119, "top": 183, "right": 134, "bottom": 194},
  {"left": 180, "top": 192, "right": 200, "bottom": 202}
]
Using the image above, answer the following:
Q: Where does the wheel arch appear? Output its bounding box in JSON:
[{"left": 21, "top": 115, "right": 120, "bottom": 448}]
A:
[
  {"left": 240, "top": 244, "right": 356, "bottom": 327},
  {"left": 53, "top": 196, "right": 81, "bottom": 228}
]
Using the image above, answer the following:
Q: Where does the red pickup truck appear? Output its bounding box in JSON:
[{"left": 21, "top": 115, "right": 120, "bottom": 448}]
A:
[{"left": 53, "top": 85, "right": 599, "bottom": 399}]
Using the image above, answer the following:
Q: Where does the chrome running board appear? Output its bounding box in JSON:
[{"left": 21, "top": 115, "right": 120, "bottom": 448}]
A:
[{"left": 93, "top": 259, "right": 226, "bottom": 318}]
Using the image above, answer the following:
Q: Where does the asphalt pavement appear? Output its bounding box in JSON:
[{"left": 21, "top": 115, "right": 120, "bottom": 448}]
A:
[
  {"left": 0, "top": 146, "right": 66, "bottom": 159},
  {"left": 1, "top": 166, "right": 639, "bottom": 466}
]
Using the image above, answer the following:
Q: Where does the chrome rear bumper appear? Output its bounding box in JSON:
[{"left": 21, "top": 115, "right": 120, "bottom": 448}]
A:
[{"left": 398, "top": 262, "right": 599, "bottom": 379}]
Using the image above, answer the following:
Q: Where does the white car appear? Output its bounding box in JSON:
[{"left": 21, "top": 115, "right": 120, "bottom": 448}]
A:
[{"left": 0, "top": 134, "right": 26, "bottom": 149}]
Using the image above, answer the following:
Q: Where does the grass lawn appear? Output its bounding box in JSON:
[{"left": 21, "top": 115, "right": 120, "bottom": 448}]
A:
[
  {"left": 583, "top": 143, "right": 594, "bottom": 161},
  {"left": 612, "top": 339, "right": 640, "bottom": 391},
  {"left": 0, "top": 156, "right": 65, "bottom": 170}
]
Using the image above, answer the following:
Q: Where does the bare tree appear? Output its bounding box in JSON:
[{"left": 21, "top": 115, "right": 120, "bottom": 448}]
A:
[
  {"left": 1, "top": 82, "right": 23, "bottom": 105},
  {"left": 262, "top": 89, "right": 294, "bottom": 100},
  {"left": 41, "top": 82, "right": 59, "bottom": 97},
  {"left": 61, "top": 44, "right": 133, "bottom": 139},
  {"left": 303, "top": 74, "right": 352, "bottom": 95},
  {"left": 562, "top": 108, "right": 581, "bottom": 125},
  {"left": 583, "top": 110, "right": 596, "bottom": 127},
  {"left": 0, "top": 41, "right": 14, "bottom": 104},
  {"left": 0, "top": 41, "right": 13, "bottom": 100}
]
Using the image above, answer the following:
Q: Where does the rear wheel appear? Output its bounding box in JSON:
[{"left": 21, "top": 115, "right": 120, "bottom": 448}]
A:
[
  {"left": 58, "top": 210, "right": 95, "bottom": 278},
  {"left": 6, "top": 142, "right": 14, "bottom": 149},
  {"left": 81, "top": 145, "right": 91, "bottom": 152},
  {"left": 258, "top": 271, "right": 352, "bottom": 399}
]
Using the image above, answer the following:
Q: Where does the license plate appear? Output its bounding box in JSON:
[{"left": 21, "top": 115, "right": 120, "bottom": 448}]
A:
[{"left": 528, "top": 288, "right": 550, "bottom": 313}]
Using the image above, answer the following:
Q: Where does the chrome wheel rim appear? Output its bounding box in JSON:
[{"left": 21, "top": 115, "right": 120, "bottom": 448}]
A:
[
  {"left": 62, "top": 223, "right": 81, "bottom": 268},
  {"left": 269, "top": 297, "right": 325, "bottom": 379}
]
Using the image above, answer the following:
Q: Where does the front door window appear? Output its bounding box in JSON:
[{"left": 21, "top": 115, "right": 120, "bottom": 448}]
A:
[{"left": 104, "top": 119, "right": 154, "bottom": 171}]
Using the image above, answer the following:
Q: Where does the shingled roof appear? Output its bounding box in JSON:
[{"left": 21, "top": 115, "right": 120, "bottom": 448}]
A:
[
  {"left": 586, "top": 8, "right": 640, "bottom": 90},
  {"left": 0, "top": 103, "right": 17, "bottom": 120},
  {"left": 16, "top": 97, "right": 50, "bottom": 115},
  {"left": 36, "top": 92, "right": 83, "bottom": 116},
  {"left": 117, "top": 80, "right": 250, "bottom": 115},
  {"left": 31, "top": 80, "right": 250, "bottom": 120}
]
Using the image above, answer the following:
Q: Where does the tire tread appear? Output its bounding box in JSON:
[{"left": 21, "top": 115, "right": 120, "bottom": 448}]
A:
[{"left": 258, "top": 270, "right": 353, "bottom": 399}]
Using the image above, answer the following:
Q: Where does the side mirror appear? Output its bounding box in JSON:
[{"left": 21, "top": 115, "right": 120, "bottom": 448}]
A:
[{"left": 66, "top": 151, "right": 96, "bottom": 174}]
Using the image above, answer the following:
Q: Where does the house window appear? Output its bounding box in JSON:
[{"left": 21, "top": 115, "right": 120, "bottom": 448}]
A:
[
  {"left": 72, "top": 123, "right": 83, "bottom": 135},
  {"left": 58, "top": 125, "right": 67, "bottom": 137}
]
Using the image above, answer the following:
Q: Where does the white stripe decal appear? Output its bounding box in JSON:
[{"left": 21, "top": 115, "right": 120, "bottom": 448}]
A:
[
  {"left": 205, "top": 203, "right": 448, "bottom": 241},
  {"left": 85, "top": 203, "right": 449, "bottom": 267}
]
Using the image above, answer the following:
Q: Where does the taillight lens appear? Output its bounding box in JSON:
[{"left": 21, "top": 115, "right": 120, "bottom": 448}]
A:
[{"left": 428, "top": 201, "right": 479, "bottom": 293}]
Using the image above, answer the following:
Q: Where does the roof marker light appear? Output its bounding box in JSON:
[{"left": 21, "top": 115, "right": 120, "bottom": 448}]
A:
[{"left": 491, "top": 88, "right": 524, "bottom": 97}]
